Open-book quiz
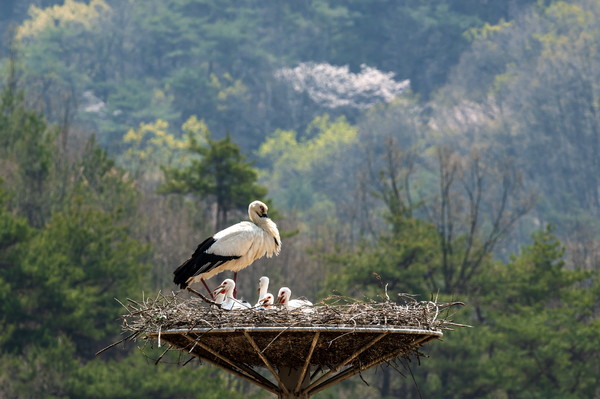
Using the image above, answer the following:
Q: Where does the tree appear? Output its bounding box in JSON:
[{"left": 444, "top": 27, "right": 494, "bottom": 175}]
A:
[
  {"left": 321, "top": 116, "right": 533, "bottom": 296},
  {"left": 0, "top": 182, "right": 30, "bottom": 348},
  {"left": 257, "top": 114, "right": 358, "bottom": 213},
  {"left": 0, "top": 57, "right": 57, "bottom": 228},
  {"left": 68, "top": 349, "right": 248, "bottom": 399},
  {"left": 275, "top": 63, "right": 409, "bottom": 110},
  {"left": 0, "top": 80, "right": 151, "bottom": 356},
  {"left": 120, "top": 117, "right": 196, "bottom": 186},
  {"left": 161, "top": 124, "right": 267, "bottom": 230},
  {"left": 0, "top": 74, "right": 253, "bottom": 399},
  {"left": 119, "top": 116, "right": 220, "bottom": 288},
  {"left": 3, "top": 188, "right": 149, "bottom": 357},
  {"left": 419, "top": 226, "right": 600, "bottom": 399},
  {"left": 8, "top": 0, "right": 539, "bottom": 159},
  {"left": 421, "top": 146, "right": 534, "bottom": 294},
  {"left": 438, "top": 0, "right": 600, "bottom": 265}
]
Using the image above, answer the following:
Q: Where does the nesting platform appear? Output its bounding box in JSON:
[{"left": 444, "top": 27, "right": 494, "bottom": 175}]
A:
[{"left": 117, "top": 292, "right": 464, "bottom": 398}]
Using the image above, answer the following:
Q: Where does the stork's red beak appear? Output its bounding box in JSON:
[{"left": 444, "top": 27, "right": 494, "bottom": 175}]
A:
[{"left": 213, "top": 284, "right": 226, "bottom": 295}]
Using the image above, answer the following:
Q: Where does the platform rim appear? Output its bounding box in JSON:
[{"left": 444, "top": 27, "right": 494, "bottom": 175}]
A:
[{"left": 150, "top": 325, "right": 444, "bottom": 336}]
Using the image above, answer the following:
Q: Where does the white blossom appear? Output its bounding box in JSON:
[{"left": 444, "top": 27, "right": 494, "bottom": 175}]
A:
[
  {"left": 82, "top": 90, "right": 106, "bottom": 114},
  {"left": 275, "top": 62, "right": 409, "bottom": 109}
]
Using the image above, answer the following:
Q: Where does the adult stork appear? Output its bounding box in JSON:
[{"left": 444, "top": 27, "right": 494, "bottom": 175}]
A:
[
  {"left": 173, "top": 201, "right": 281, "bottom": 296},
  {"left": 213, "top": 279, "right": 252, "bottom": 310},
  {"left": 276, "top": 287, "right": 313, "bottom": 310}
]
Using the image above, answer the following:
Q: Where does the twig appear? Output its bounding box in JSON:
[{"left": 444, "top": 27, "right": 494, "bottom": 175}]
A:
[
  {"left": 187, "top": 287, "right": 218, "bottom": 305},
  {"left": 95, "top": 332, "right": 137, "bottom": 356}
]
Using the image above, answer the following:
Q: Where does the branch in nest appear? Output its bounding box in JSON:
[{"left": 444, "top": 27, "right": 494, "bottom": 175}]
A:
[
  {"left": 95, "top": 332, "right": 137, "bottom": 356},
  {"left": 187, "top": 287, "right": 219, "bottom": 306},
  {"left": 442, "top": 321, "right": 472, "bottom": 328}
]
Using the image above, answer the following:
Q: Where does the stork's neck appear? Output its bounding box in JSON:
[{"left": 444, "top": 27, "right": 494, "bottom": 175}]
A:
[
  {"left": 259, "top": 285, "right": 268, "bottom": 299},
  {"left": 249, "top": 211, "right": 263, "bottom": 225},
  {"left": 255, "top": 217, "right": 279, "bottom": 236}
]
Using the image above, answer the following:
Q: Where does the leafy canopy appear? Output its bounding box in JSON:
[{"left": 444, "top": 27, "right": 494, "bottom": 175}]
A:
[{"left": 161, "top": 124, "right": 268, "bottom": 229}]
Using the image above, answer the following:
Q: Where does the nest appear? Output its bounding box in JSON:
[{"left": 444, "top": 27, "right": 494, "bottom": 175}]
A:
[
  {"left": 107, "top": 290, "right": 466, "bottom": 396},
  {"left": 117, "top": 290, "right": 464, "bottom": 365},
  {"left": 123, "top": 290, "right": 460, "bottom": 331}
]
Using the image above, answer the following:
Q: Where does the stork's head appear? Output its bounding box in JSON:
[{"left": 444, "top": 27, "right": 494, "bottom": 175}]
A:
[
  {"left": 259, "top": 276, "right": 270, "bottom": 286},
  {"left": 213, "top": 279, "right": 235, "bottom": 296},
  {"left": 258, "top": 293, "right": 274, "bottom": 308},
  {"left": 276, "top": 287, "right": 291, "bottom": 305},
  {"left": 248, "top": 200, "right": 269, "bottom": 221}
]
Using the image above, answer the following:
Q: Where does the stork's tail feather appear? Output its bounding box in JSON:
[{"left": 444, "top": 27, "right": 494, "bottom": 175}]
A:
[
  {"left": 173, "top": 258, "right": 195, "bottom": 289},
  {"left": 173, "top": 237, "right": 217, "bottom": 289}
]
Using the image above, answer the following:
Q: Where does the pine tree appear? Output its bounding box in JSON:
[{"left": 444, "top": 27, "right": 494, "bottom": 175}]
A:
[{"left": 161, "top": 128, "right": 268, "bottom": 229}]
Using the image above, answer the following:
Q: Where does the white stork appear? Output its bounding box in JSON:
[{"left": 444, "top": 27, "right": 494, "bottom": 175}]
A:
[
  {"left": 255, "top": 276, "right": 270, "bottom": 306},
  {"left": 213, "top": 279, "right": 251, "bottom": 310},
  {"left": 173, "top": 201, "right": 281, "bottom": 294},
  {"left": 276, "top": 287, "right": 313, "bottom": 310},
  {"left": 256, "top": 293, "right": 275, "bottom": 309}
]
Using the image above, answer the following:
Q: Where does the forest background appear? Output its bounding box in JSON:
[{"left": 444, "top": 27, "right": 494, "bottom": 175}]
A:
[{"left": 0, "top": 0, "right": 599, "bottom": 398}]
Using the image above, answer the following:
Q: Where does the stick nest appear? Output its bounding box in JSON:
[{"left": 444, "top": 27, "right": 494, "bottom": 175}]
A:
[
  {"left": 112, "top": 290, "right": 466, "bottom": 368},
  {"left": 121, "top": 291, "right": 463, "bottom": 336}
]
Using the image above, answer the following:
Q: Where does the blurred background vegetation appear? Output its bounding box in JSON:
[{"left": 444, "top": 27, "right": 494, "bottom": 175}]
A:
[{"left": 0, "top": 0, "right": 599, "bottom": 398}]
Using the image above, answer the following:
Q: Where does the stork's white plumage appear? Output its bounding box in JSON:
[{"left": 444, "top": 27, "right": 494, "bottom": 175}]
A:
[
  {"left": 213, "top": 279, "right": 251, "bottom": 310},
  {"left": 173, "top": 201, "right": 281, "bottom": 289},
  {"left": 276, "top": 287, "right": 313, "bottom": 310},
  {"left": 255, "top": 276, "right": 270, "bottom": 306},
  {"left": 213, "top": 291, "right": 225, "bottom": 306}
]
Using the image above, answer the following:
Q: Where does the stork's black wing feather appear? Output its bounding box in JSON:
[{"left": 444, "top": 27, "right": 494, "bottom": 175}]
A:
[{"left": 173, "top": 236, "right": 240, "bottom": 288}]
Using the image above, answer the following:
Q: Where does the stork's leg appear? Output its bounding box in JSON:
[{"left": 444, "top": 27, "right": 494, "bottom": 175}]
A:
[
  {"left": 201, "top": 278, "right": 215, "bottom": 300},
  {"left": 233, "top": 272, "right": 238, "bottom": 298}
]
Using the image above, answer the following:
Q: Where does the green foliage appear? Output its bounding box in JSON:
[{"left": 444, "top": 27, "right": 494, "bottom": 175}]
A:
[
  {"left": 120, "top": 118, "right": 192, "bottom": 183},
  {"left": 7, "top": 0, "right": 522, "bottom": 156},
  {"left": 0, "top": 340, "right": 259, "bottom": 399},
  {"left": 483, "top": 227, "right": 598, "bottom": 398},
  {"left": 0, "top": 337, "right": 78, "bottom": 399},
  {"left": 161, "top": 125, "right": 267, "bottom": 228},
  {"left": 69, "top": 349, "right": 252, "bottom": 399},
  {"left": 3, "top": 2, "right": 600, "bottom": 398},
  {"left": 418, "top": 226, "right": 600, "bottom": 399},
  {"left": 14, "top": 194, "right": 149, "bottom": 354},
  {"left": 489, "top": 227, "right": 575, "bottom": 308},
  {"left": 70, "top": 136, "right": 143, "bottom": 229},
  {"left": 0, "top": 183, "right": 30, "bottom": 348},
  {"left": 0, "top": 75, "right": 151, "bottom": 357},
  {"left": 0, "top": 176, "right": 150, "bottom": 357},
  {"left": 324, "top": 197, "right": 599, "bottom": 398},
  {"left": 0, "top": 78, "right": 252, "bottom": 399},
  {"left": 322, "top": 217, "right": 439, "bottom": 300},
  {"left": 258, "top": 115, "right": 358, "bottom": 212},
  {"left": 14, "top": 0, "right": 112, "bottom": 127},
  {"left": 9, "top": 138, "right": 150, "bottom": 356},
  {"left": 446, "top": 0, "right": 600, "bottom": 226},
  {"left": 0, "top": 65, "right": 57, "bottom": 227},
  {"left": 95, "top": 80, "right": 182, "bottom": 152}
]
